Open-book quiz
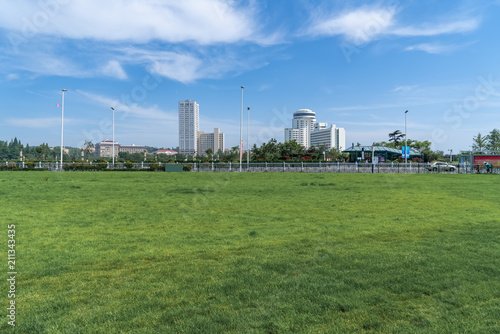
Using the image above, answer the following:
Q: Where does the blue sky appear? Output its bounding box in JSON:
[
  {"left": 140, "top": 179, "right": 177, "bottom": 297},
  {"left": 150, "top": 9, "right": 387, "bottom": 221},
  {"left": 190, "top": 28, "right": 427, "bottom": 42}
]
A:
[{"left": 1, "top": 0, "right": 499, "bottom": 153}]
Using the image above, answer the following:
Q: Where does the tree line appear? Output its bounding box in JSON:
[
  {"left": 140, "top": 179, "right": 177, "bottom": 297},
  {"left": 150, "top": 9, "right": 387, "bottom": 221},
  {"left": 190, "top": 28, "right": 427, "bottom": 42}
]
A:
[
  {"left": 3, "top": 129, "right": 499, "bottom": 163},
  {"left": 472, "top": 129, "right": 500, "bottom": 153}
]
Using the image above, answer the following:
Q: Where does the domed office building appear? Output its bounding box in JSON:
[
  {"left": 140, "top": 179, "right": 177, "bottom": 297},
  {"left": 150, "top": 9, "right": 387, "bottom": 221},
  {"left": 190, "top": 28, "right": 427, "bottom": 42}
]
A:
[{"left": 284, "top": 109, "right": 316, "bottom": 148}]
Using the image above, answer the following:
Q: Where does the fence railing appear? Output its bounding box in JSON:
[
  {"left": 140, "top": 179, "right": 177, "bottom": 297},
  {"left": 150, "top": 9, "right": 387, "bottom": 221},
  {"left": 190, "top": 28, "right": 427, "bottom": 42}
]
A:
[
  {"left": 187, "top": 162, "right": 478, "bottom": 174},
  {"left": 1, "top": 161, "right": 490, "bottom": 174}
]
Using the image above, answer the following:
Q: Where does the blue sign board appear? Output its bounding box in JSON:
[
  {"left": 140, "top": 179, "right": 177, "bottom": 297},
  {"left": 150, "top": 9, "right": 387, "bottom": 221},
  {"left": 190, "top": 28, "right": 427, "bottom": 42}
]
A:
[{"left": 402, "top": 146, "right": 410, "bottom": 158}]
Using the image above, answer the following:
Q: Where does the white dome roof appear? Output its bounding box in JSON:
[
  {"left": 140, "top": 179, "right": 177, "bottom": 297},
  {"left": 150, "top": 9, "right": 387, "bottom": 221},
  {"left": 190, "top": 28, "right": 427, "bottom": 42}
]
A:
[{"left": 293, "top": 109, "right": 315, "bottom": 118}]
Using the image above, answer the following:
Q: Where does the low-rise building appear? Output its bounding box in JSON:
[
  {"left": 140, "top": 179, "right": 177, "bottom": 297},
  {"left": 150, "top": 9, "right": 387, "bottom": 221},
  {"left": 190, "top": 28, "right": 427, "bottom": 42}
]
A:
[
  {"left": 343, "top": 145, "right": 423, "bottom": 162},
  {"left": 120, "top": 144, "right": 147, "bottom": 155},
  {"left": 95, "top": 140, "right": 147, "bottom": 157},
  {"left": 152, "top": 149, "right": 178, "bottom": 155}
]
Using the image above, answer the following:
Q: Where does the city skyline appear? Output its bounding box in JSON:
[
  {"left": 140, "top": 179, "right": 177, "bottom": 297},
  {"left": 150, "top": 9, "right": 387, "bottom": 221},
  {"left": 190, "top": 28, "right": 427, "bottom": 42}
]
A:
[{"left": 1, "top": 1, "right": 500, "bottom": 153}]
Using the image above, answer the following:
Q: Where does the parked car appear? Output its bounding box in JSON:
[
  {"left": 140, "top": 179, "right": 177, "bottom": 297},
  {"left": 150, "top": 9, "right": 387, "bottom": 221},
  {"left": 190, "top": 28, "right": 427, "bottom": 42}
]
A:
[{"left": 427, "top": 162, "right": 456, "bottom": 171}]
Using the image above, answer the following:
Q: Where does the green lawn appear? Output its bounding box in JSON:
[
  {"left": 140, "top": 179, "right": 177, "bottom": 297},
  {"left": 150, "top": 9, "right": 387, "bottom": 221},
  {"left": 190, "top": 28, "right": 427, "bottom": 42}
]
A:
[{"left": 1, "top": 172, "right": 499, "bottom": 333}]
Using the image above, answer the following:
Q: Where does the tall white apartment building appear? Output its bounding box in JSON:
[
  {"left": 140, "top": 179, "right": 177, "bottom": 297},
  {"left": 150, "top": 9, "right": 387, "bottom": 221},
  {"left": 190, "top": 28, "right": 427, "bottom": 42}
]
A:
[
  {"left": 178, "top": 100, "right": 199, "bottom": 156},
  {"left": 198, "top": 128, "right": 225, "bottom": 155},
  {"left": 310, "top": 123, "right": 346, "bottom": 151},
  {"left": 335, "top": 127, "right": 346, "bottom": 151},
  {"left": 284, "top": 109, "right": 316, "bottom": 148}
]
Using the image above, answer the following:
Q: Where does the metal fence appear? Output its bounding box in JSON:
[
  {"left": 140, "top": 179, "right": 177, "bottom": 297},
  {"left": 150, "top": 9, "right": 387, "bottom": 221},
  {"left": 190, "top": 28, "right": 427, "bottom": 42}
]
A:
[
  {"left": 1, "top": 161, "right": 493, "bottom": 174},
  {"left": 187, "top": 162, "right": 480, "bottom": 174}
]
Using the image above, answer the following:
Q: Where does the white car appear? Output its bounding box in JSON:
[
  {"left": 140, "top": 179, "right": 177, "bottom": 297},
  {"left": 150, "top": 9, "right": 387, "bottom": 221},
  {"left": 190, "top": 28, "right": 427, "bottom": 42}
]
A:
[{"left": 427, "top": 162, "right": 456, "bottom": 172}]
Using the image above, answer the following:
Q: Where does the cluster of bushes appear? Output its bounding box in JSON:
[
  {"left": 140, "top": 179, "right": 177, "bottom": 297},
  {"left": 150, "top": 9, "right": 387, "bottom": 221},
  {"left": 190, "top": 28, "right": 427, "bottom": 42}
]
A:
[
  {"left": 1, "top": 161, "right": 191, "bottom": 172},
  {"left": 0, "top": 163, "right": 48, "bottom": 171},
  {"left": 63, "top": 162, "right": 108, "bottom": 171},
  {"left": 0, "top": 165, "right": 19, "bottom": 171},
  {"left": 149, "top": 163, "right": 162, "bottom": 171}
]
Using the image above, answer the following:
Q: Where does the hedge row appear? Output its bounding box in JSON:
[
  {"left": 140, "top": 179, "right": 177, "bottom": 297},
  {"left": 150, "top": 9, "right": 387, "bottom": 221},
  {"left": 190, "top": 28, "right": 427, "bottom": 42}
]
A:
[
  {"left": 62, "top": 163, "right": 192, "bottom": 172},
  {"left": 63, "top": 163, "right": 109, "bottom": 171},
  {"left": 0, "top": 163, "right": 192, "bottom": 172},
  {"left": 0, "top": 166, "right": 48, "bottom": 171}
]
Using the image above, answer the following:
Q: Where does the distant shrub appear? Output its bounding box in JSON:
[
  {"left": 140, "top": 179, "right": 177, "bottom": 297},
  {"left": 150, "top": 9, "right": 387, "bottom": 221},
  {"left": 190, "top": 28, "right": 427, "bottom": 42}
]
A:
[
  {"left": 25, "top": 162, "right": 35, "bottom": 169},
  {"left": 98, "top": 162, "right": 108, "bottom": 170},
  {"left": 183, "top": 165, "right": 192, "bottom": 172},
  {"left": 149, "top": 163, "right": 163, "bottom": 171},
  {"left": 0, "top": 165, "right": 19, "bottom": 171},
  {"left": 64, "top": 163, "right": 102, "bottom": 171},
  {"left": 124, "top": 161, "right": 134, "bottom": 169}
]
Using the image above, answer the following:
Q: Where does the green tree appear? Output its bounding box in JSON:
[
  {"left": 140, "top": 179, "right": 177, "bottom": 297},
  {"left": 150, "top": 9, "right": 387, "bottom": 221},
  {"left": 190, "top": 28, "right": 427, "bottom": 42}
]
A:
[
  {"left": 84, "top": 140, "right": 94, "bottom": 161},
  {"left": 35, "top": 143, "right": 50, "bottom": 160},
  {"left": 0, "top": 141, "right": 8, "bottom": 160},
  {"left": 472, "top": 133, "right": 489, "bottom": 154},
  {"left": 486, "top": 129, "right": 500, "bottom": 153},
  {"left": 388, "top": 130, "right": 405, "bottom": 146},
  {"left": 175, "top": 153, "right": 186, "bottom": 161},
  {"left": 327, "top": 147, "right": 343, "bottom": 161},
  {"left": 279, "top": 140, "right": 304, "bottom": 160},
  {"left": 261, "top": 139, "right": 280, "bottom": 162},
  {"left": 205, "top": 148, "right": 213, "bottom": 161}
]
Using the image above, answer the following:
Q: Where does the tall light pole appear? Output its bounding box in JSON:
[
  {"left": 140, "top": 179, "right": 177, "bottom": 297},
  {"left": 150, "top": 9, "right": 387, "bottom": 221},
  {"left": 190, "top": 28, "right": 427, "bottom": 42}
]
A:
[
  {"left": 60, "top": 89, "right": 67, "bottom": 170},
  {"left": 247, "top": 106, "right": 250, "bottom": 165},
  {"left": 405, "top": 109, "right": 408, "bottom": 166},
  {"left": 111, "top": 107, "right": 115, "bottom": 166},
  {"left": 240, "top": 86, "right": 244, "bottom": 172},
  {"left": 449, "top": 149, "right": 453, "bottom": 163}
]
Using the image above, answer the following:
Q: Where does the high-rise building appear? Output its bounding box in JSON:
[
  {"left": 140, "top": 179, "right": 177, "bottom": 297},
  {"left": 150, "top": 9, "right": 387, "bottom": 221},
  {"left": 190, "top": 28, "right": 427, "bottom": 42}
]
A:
[
  {"left": 310, "top": 123, "right": 346, "bottom": 151},
  {"left": 284, "top": 109, "right": 346, "bottom": 150},
  {"left": 284, "top": 109, "right": 316, "bottom": 148},
  {"left": 335, "top": 127, "right": 346, "bottom": 151},
  {"left": 179, "top": 100, "right": 199, "bottom": 156},
  {"left": 198, "top": 128, "right": 225, "bottom": 156}
]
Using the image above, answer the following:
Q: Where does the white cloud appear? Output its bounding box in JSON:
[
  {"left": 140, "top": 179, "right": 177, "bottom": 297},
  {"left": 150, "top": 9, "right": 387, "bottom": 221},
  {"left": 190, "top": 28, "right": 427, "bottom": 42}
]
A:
[
  {"left": 308, "top": 6, "right": 480, "bottom": 45},
  {"left": 0, "top": 0, "right": 261, "bottom": 44},
  {"left": 0, "top": 1, "right": 277, "bottom": 83},
  {"left": 309, "top": 7, "right": 396, "bottom": 44},
  {"left": 2, "top": 46, "right": 93, "bottom": 78},
  {"left": 76, "top": 90, "right": 177, "bottom": 121},
  {"left": 6, "top": 73, "right": 19, "bottom": 80},
  {"left": 119, "top": 47, "right": 267, "bottom": 84},
  {"left": 405, "top": 43, "right": 460, "bottom": 55},
  {"left": 258, "top": 84, "right": 272, "bottom": 91},
  {"left": 1, "top": 47, "right": 127, "bottom": 79},
  {"left": 393, "top": 85, "right": 417, "bottom": 93},
  {"left": 101, "top": 60, "right": 127, "bottom": 80},
  {"left": 392, "top": 19, "right": 480, "bottom": 37},
  {"left": 148, "top": 53, "right": 203, "bottom": 84}
]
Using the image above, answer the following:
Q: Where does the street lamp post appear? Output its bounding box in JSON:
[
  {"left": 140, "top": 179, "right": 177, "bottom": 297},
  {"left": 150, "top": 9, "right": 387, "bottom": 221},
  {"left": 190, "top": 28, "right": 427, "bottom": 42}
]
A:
[
  {"left": 449, "top": 149, "right": 453, "bottom": 163},
  {"left": 405, "top": 110, "right": 408, "bottom": 166},
  {"left": 240, "top": 86, "right": 244, "bottom": 172},
  {"left": 111, "top": 107, "right": 115, "bottom": 166},
  {"left": 247, "top": 106, "right": 250, "bottom": 166},
  {"left": 60, "top": 89, "right": 67, "bottom": 170}
]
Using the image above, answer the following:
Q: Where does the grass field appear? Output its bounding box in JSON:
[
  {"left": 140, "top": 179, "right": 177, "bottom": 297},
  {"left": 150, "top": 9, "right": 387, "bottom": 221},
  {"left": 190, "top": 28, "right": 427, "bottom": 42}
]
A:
[{"left": 1, "top": 171, "right": 499, "bottom": 333}]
